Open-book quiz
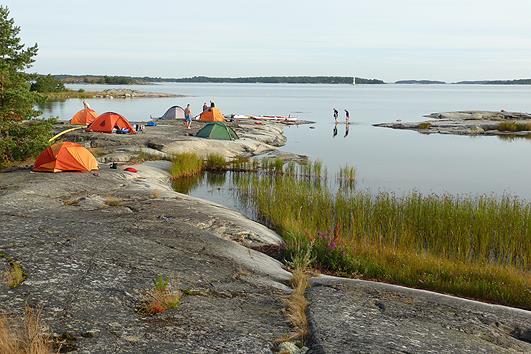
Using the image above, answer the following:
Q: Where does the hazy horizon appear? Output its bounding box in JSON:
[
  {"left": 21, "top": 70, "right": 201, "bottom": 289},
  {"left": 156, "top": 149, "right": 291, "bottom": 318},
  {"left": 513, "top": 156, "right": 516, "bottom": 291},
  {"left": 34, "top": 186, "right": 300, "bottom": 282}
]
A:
[{"left": 5, "top": 0, "right": 531, "bottom": 82}]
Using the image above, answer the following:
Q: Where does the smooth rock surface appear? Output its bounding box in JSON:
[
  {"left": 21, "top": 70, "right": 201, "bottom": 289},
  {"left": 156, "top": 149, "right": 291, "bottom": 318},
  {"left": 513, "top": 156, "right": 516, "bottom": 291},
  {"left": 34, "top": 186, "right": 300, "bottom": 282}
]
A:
[
  {"left": 306, "top": 276, "right": 531, "bottom": 353},
  {"left": 0, "top": 167, "right": 292, "bottom": 353}
]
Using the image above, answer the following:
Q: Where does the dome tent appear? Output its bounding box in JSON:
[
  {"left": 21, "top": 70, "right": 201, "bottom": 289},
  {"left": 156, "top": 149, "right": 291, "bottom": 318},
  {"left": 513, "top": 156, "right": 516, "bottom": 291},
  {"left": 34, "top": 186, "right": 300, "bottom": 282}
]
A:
[
  {"left": 196, "top": 122, "right": 239, "bottom": 141},
  {"left": 87, "top": 112, "right": 136, "bottom": 134},
  {"left": 33, "top": 142, "right": 98, "bottom": 172},
  {"left": 199, "top": 107, "right": 225, "bottom": 122},
  {"left": 70, "top": 108, "right": 98, "bottom": 125},
  {"left": 153, "top": 106, "right": 186, "bottom": 120}
]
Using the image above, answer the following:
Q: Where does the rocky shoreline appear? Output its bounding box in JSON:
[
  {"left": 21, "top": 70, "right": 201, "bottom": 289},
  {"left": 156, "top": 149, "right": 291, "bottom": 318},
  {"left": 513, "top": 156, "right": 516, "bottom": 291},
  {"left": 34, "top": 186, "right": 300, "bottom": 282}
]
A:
[
  {"left": 1, "top": 121, "right": 530, "bottom": 353},
  {"left": 374, "top": 110, "right": 531, "bottom": 137}
]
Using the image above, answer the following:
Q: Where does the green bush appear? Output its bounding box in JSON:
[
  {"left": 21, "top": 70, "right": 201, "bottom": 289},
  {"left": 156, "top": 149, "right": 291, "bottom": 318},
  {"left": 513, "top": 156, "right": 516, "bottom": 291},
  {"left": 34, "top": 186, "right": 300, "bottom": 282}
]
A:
[
  {"left": 30, "top": 74, "right": 66, "bottom": 93},
  {"left": 0, "top": 119, "right": 55, "bottom": 167},
  {"left": 205, "top": 154, "right": 226, "bottom": 171}
]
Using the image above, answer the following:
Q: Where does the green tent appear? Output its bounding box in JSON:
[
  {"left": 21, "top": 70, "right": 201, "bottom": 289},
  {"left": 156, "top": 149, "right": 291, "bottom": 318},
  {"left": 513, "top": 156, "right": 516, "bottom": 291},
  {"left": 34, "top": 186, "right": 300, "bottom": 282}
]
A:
[{"left": 196, "top": 122, "right": 239, "bottom": 141}]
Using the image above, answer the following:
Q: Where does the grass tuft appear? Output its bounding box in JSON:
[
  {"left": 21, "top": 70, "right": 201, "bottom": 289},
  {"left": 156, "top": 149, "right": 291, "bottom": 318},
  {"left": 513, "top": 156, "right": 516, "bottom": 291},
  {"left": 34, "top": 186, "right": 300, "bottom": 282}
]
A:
[
  {"left": 418, "top": 122, "right": 432, "bottom": 129},
  {"left": 141, "top": 275, "right": 181, "bottom": 315},
  {"left": 0, "top": 308, "right": 53, "bottom": 354},
  {"left": 103, "top": 196, "right": 122, "bottom": 207},
  {"left": 497, "top": 121, "right": 531, "bottom": 132}
]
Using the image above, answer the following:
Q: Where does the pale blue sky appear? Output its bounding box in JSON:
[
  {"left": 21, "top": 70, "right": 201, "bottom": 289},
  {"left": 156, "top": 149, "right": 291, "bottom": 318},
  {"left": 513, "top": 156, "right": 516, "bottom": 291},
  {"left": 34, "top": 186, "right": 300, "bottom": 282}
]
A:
[{"left": 4, "top": 0, "right": 531, "bottom": 81}]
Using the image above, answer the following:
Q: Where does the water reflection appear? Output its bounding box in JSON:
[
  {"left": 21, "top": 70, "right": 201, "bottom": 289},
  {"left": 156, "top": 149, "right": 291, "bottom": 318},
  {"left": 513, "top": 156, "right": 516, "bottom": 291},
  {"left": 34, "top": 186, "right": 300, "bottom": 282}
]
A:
[{"left": 172, "top": 175, "right": 203, "bottom": 194}]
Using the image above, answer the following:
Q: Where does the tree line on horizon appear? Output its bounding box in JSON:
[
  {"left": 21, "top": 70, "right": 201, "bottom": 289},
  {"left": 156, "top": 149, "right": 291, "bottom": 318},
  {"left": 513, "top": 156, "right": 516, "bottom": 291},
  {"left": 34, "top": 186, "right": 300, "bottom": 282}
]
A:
[{"left": 52, "top": 75, "right": 531, "bottom": 85}]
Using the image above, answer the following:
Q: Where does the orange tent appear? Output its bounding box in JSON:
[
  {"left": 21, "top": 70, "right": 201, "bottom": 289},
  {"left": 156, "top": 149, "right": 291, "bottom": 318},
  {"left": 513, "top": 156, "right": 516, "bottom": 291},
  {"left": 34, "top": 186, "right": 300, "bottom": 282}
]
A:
[
  {"left": 199, "top": 107, "right": 225, "bottom": 122},
  {"left": 33, "top": 142, "right": 98, "bottom": 172},
  {"left": 70, "top": 108, "right": 98, "bottom": 125},
  {"left": 86, "top": 112, "right": 136, "bottom": 134}
]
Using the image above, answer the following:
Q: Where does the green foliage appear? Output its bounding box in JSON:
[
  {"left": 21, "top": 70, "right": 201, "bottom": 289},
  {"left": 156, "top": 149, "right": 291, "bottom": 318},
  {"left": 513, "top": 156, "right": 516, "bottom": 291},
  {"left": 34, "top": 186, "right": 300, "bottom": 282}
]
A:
[
  {"left": 0, "top": 6, "right": 39, "bottom": 121},
  {"left": 102, "top": 76, "right": 134, "bottom": 85},
  {"left": 0, "top": 119, "right": 55, "bottom": 167},
  {"left": 30, "top": 74, "right": 65, "bottom": 93},
  {"left": 152, "top": 274, "right": 170, "bottom": 293}
]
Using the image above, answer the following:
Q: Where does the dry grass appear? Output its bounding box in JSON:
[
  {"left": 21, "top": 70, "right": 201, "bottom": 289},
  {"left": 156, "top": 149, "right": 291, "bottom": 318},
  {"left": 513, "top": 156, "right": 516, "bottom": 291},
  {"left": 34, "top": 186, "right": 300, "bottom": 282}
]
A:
[
  {"left": 0, "top": 308, "right": 53, "bottom": 354},
  {"left": 276, "top": 243, "right": 312, "bottom": 345},
  {"left": 103, "top": 196, "right": 122, "bottom": 207},
  {"left": 141, "top": 275, "right": 181, "bottom": 315},
  {"left": 149, "top": 190, "right": 161, "bottom": 199},
  {"left": 62, "top": 198, "right": 80, "bottom": 206}
]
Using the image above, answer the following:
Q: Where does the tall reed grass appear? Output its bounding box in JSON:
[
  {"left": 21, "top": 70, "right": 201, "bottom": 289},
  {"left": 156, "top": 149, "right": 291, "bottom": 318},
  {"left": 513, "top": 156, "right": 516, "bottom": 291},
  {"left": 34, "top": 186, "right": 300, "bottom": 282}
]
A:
[{"left": 235, "top": 173, "right": 531, "bottom": 309}]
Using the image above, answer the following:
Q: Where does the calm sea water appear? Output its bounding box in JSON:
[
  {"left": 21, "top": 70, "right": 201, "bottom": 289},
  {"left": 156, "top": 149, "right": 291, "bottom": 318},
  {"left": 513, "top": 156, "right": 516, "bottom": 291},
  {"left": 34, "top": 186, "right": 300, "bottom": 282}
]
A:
[{"left": 40, "top": 83, "right": 531, "bottom": 201}]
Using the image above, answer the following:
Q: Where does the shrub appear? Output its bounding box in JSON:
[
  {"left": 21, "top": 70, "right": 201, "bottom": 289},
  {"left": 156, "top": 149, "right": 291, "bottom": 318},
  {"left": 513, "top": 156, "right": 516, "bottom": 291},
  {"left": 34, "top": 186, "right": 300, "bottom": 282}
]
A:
[{"left": 0, "top": 119, "right": 55, "bottom": 168}]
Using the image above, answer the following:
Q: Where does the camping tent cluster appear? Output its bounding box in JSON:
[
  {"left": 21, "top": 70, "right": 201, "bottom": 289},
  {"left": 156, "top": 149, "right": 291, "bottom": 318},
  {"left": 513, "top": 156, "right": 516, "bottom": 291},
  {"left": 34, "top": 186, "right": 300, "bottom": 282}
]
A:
[
  {"left": 70, "top": 107, "right": 136, "bottom": 135},
  {"left": 152, "top": 106, "right": 226, "bottom": 123}
]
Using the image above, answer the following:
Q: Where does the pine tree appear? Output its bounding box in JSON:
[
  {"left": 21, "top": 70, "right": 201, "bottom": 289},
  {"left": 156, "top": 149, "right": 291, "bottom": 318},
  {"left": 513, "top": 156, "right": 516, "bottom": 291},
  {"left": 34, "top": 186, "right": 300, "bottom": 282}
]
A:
[{"left": 0, "top": 5, "right": 38, "bottom": 121}]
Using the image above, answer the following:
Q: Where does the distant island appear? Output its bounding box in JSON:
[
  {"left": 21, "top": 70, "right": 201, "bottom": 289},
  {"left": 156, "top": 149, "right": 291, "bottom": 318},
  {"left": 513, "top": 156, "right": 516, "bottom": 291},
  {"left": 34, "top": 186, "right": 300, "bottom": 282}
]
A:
[
  {"left": 395, "top": 80, "right": 446, "bottom": 84},
  {"left": 354, "top": 77, "right": 385, "bottom": 84},
  {"left": 455, "top": 79, "right": 531, "bottom": 85},
  {"left": 55, "top": 75, "right": 355, "bottom": 85}
]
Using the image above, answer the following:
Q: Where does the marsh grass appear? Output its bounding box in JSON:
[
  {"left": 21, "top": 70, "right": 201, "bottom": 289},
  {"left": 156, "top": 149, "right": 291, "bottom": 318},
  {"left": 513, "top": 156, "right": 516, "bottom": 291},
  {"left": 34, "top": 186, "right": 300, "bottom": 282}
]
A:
[
  {"left": 337, "top": 165, "right": 356, "bottom": 190},
  {"left": 0, "top": 308, "right": 53, "bottom": 354},
  {"left": 204, "top": 154, "right": 226, "bottom": 171},
  {"left": 235, "top": 173, "right": 531, "bottom": 309},
  {"left": 497, "top": 121, "right": 531, "bottom": 132},
  {"left": 169, "top": 153, "right": 204, "bottom": 178}
]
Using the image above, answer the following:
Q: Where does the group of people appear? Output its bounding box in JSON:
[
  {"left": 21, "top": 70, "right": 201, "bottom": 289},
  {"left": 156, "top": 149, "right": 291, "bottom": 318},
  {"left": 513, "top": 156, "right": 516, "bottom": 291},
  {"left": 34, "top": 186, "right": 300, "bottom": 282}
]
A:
[
  {"left": 333, "top": 108, "right": 350, "bottom": 123},
  {"left": 333, "top": 108, "right": 350, "bottom": 138},
  {"left": 183, "top": 101, "right": 216, "bottom": 129}
]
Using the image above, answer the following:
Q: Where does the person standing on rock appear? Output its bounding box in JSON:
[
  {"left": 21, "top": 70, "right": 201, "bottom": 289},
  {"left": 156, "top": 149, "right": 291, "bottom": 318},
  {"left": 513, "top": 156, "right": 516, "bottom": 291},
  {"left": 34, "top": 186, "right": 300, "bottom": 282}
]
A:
[
  {"left": 184, "top": 104, "right": 192, "bottom": 129},
  {"left": 202, "top": 102, "right": 208, "bottom": 112},
  {"left": 333, "top": 108, "right": 339, "bottom": 123}
]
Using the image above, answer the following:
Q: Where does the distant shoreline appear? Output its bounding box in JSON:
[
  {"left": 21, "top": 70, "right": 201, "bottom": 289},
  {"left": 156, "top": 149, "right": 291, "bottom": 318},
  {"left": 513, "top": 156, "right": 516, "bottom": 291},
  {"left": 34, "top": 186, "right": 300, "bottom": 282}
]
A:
[{"left": 52, "top": 74, "right": 531, "bottom": 86}]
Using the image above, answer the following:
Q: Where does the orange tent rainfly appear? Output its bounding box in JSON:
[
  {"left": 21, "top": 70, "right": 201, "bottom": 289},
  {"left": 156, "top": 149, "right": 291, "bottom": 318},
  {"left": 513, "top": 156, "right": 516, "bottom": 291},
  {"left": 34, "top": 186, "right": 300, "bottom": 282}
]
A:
[
  {"left": 70, "top": 108, "right": 98, "bottom": 125},
  {"left": 86, "top": 112, "right": 136, "bottom": 134},
  {"left": 199, "top": 107, "right": 225, "bottom": 122},
  {"left": 33, "top": 142, "right": 98, "bottom": 172}
]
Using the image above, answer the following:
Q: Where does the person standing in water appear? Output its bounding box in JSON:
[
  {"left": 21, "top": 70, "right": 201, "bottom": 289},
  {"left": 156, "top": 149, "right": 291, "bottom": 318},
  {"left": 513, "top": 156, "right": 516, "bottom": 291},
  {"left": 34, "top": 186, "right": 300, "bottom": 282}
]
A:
[
  {"left": 184, "top": 104, "right": 192, "bottom": 129},
  {"left": 333, "top": 108, "right": 339, "bottom": 123},
  {"left": 345, "top": 109, "right": 350, "bottom": 123}
]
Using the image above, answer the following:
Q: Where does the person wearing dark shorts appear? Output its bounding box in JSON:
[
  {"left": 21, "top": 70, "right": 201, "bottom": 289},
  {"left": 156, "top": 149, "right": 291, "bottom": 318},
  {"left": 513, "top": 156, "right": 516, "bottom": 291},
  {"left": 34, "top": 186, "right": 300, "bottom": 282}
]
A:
[
  {"left": 333, "top": 108, "right": 339, "bottom": 122},
  {"left": 184, "top": 104, "right": 192, "bottom": 129}
]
